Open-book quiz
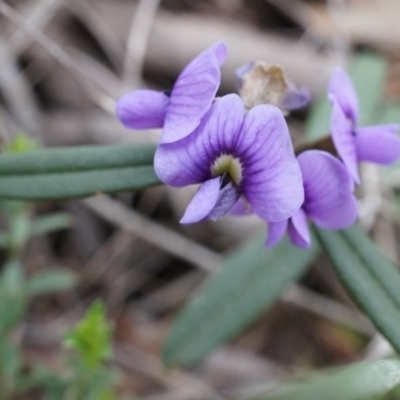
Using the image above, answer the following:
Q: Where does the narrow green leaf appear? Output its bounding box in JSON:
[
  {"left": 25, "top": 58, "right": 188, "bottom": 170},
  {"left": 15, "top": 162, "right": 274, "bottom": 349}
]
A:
[
  {"left": 314, "top": 226, "right": 400, "bottom": 353},
  {"left": 341, "top": 225, "right": 400, "bottom": 309},
  {"left": 0, "top": 214, "right": 73, "bottom": 249},
  {"left": 162, "top": 236, "right": 318, "bottom": 367},
  {"left": 0, "top": 143, "right": 160, "bottom": 200},
  {"left": 0, "top": 165, "right": 158, "bottom": 200},
  {"left": 0, "top": 260, "right": 26, "bottom": 336},
  {"left": 30, "top": 213, "right": 73, "bottom": 236},
  {"left": 251, "top": 359, "right": 400, "bottom": 400},
  {"left": 27, "top": 268, "right": 78, "bottom": 297},
  {"left": 0, "top": 143, "right": 156, "bottom": 174}
]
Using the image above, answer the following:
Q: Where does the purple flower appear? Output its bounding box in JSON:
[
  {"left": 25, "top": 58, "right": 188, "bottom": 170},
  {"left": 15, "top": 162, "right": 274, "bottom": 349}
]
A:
[
  {"left": 116, "top": 41, "right": 227, "bottom": 144},
  {"left": 154, "top": 94, "right": 304, "bottom": 224},
  {"left": 329, "top": 68, "right": 400, "bottom": 184},
  {"left": 266, "top": 150, "right": 358, "bottom": 248}
]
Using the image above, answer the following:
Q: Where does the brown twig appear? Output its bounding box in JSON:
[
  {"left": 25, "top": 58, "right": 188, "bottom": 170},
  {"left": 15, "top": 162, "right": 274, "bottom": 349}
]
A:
[
  {"left": 0, "top": 1, "right": 115, "bottom": 112},
  {"left": 123, "top": 0, "right": 161, "bottom": 88},
  {"left": 84, "top": 195, "right": 223, "bottom": 272}
]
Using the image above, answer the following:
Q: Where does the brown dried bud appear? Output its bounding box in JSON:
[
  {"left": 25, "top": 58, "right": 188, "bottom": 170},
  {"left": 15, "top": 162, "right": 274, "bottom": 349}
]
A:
[{"left": 239, "top": 62, "right": 288, "bottom": 109}]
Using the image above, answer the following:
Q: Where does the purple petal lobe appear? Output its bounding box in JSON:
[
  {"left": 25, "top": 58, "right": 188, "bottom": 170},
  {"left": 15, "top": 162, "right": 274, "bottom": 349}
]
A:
[
  {"left": 355, "top": 124, "right": 400, "bottom": 165},
  {"left": 238, "top": 104, "right": 304, "bottom": 222},
  {"left": 328, "top": 67, "right": 359, "bottom": 125},
  {"left": 154, "top": 94, "right": 245, "bottom": 187},
  {"left": 235, "top": 62, "right": 254, "bottom": 80},
  {"left": 265, "top": 220, "right": 288, "bottom": 248},
  {"left": 161, "top": 41, "right": 228, "bottom": 144},
  {"left": 208, "top": 182, "right": 241, "bottom": 221},
  {"left": 116, "top": 90, "right": 168, "bottom": 129},
  {"left": 288, "top": 209, "right": 311, "bottom": 248},
  {"left": 212, "top": 41, "right": 228, "bottom": 65},
  {"left": 154, "top": 142, "right": 206, "bottom": 187},
  {"left": 281, "top": 85, "right": 310, "bottom": 111},
  {"left": 299, "top": 150, "right": 358, "bottom": 230},
  {"left": 329, "top": 94, "right": 360, "bottom": 184},
  {"left": 180, "top": 177, "right": 220, "bottom": 224}
]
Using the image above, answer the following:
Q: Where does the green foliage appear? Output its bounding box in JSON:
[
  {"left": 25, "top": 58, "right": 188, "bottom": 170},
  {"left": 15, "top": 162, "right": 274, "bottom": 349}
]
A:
[
  {"left": 314, "top": 225, "right": 400, "bottom": 354},
  {"left": 250, "top": 359, "right": 400, "bottom": 400},
  {"left": 0, "top": 260, "right": 26, "bottom": 337},
  {"left": 163, "top": 235, "right": 318, "bottom": 366},
  {"left": 2, "top": 201, "right": 32, "bottom": 257},
  {"left": 30, "top": 212, "right": 73, "bottom": 236},
  {"left": 0, "top": 212, "right": 73, "bottom": 251},
  {"left": 0, "top": 134, "right": 137, "bottom": 398},
  {"left": 12, "top": 301, "right": 118, "bottom": 399},
  {"left": 3, "top": 133, "right": 40, "bottom": 154},
  {"left": 55, "top": 301, "right": 117, "bottom": 400},
  {"left": 64, "top": 301, "right": 113, "bottom": 368},
  {"left": 27, "top": 268, "right": 78, "bottom": 297}
]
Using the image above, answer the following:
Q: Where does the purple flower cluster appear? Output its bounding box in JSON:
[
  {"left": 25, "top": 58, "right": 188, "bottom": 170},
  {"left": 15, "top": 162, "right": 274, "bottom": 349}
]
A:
[{"left": 116, "top": 42, "right": 400, "bottom": 249}]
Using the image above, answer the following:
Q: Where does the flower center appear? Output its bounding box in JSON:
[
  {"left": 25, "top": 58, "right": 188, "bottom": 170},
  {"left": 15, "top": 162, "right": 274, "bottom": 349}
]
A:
[{"left": 211, "top": 154, "right": 243, "bottom": 185}]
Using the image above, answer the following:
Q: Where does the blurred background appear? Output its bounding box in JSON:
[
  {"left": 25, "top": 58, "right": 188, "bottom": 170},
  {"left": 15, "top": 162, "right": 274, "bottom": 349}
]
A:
[{"left": 0, "top": 0, "right": 399, "bottom": 399}]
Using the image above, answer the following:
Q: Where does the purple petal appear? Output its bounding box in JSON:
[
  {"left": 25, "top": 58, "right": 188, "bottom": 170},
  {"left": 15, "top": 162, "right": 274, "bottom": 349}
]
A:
[
  {"left": 328, "top": 67, "right": 359, "bottom": 125},
  {"left": 161, "top": 41, "right": 228, "bottom": 144},
  {"left": 116, "top": 90, "right": 168, "bottom": 129},
  {"left": 154, "top": 94, "right": 245, "bottom": 187},
  {"left": 208, "top": 182, "right": 241, "bottom": 221},
  {"left": 154, "top": 142, "right": 207, "bottom": 187},
  {"left": 180, "top": 177, "right": 220, "bottom": 224},
  {"left": 299, "top": 150, "right": 358, "bottom": 230},
  {"left": 265, "top": 220, "right": 288, "bottom": 248},
  {"left": 288, "top": 209, "right": 311, "bottom": 248},
  {"left": 281, "top": 85, "right": 310, "bottom": 111},
  {"left": 238, "top": 104, "right": 304, "bottom": 222},
  {"left": 355, "top": 124, "right": 400, "bottom": 165},
  {"left": 329, "top": 94, "right": 360, "bottom": 184},
  {"left": 235, "top": 62, "right": 254, "bottom": 80}
]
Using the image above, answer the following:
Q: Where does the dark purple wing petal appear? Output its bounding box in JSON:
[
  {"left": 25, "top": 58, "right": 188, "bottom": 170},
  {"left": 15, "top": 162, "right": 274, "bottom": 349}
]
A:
[
  {"left": 116, "top": 90, "right": 168, "bottom": 129},
  {"left": 328, "top": 68, "right": 359, "bottom": 125},
  {"left": 355, "top": 124, "right": 400, "bottom": 165},
  {"left": 208, "top": 182, "right": 241, "bottom": 221},
  {"left": 154, "top": 94, "right": 245, "bottom": 187},
  {"left": 329, "top": 94, "right": 360, "bottom": 184},
  {"left": 161, "top": 41, "right": 228, "bottom": 143},
  {"left": 299, "top": 150, "right": 358, "bottom": 230},
  {"left": 238, "top": 104, "right": 304, "bottom": 222},
  {"left": 180, "top": 177, "right": 220, "bottom": 224},
  {"left": 287, "top": 209, "right": 311, "bottom": 248},
  {"left": 265, "top": 220, "right": 288, "bottom": 247}
]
